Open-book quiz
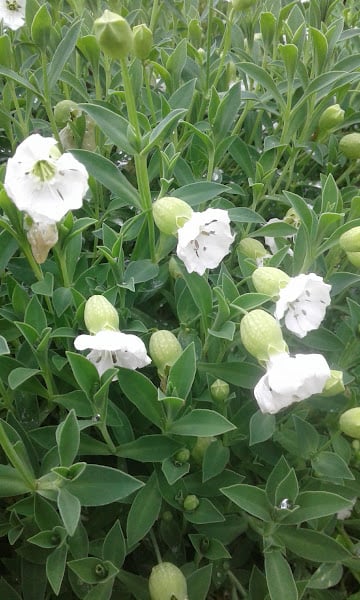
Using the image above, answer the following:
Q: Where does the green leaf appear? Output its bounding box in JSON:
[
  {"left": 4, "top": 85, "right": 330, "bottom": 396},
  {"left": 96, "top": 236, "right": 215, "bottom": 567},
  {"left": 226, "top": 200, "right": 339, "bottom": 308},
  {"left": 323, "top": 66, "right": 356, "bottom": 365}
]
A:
[
  {"left": 103, "top": 520, "right": 126, "bottom": 570},
  {"left": 48, "top": 20, "right": 81, "bottom": 89},
  {"left": 144, "top": 108, "right": 187, "bottom": 153},
  {"left": 221, "top": 484, "right": 272, "bottom": 522},
  {"left": 57, "top": 487, "right": 81, "bottom": 536},
  {"left": 166, "top": 409, "right": 235, "bottom": 436},
  {"left": 281, "top": 491, "right": 354, "bottom": 525},
  {"left": 0, "top": 464, "right": 33, "bottom": 496},
  {"left": 83, "top": 580, "right": 114, "bottom": 600},
  {"left": 276, "top": 526, "right": 351, "bottom": 562},
  {"left": 251, "top": 222, "right": 297, "bottom": 238},
  {"left": 31, "top": 272, "right": 54, "bottom": 297},
  {"left": 172, "top": 182, "right": 231, "bottom": 207},
  {"left": 202, "top": 440, "right": 229, "bottom": 482},
  {"left": 198, "top": 361, "right": 262, "bottom": 388},
  {"left": 116, "top": 435, "right": 181, "bottom": 462},
  {"left": 162, "top": 456, "right": 189, "bottom": 484},
  {"left": 311, "top": 451, "right": 354, "bottom": 480},
  {"left": 249, "top": 411, "right": 276, "bottom": 446},
  {"left": 189, "top": 534, "right": 231, "bottom": 560},
  {"left": 293, "top": 416, "right": 320, "bottom": 459},
  {"left": 126, "top": 472, "right": 162, "bottom": 547},
  {"left": 46, "top": 544, "right": 67, "bottom": 596},
  {"left": 265, "top": 550, "right": 298, "bottom": 600},
  {"left": 169, "top": 78, "right": 196, "bottom": 110},
  {"left": 67, "top": 558, "right": 118, "bottom": 585},
  {"left": 117, "top": 369, "right": 164, "bottom": 429},
  {"left": 228, "top": 207, "right": 264, "bottom": 223},
  {"left": 307, "top": 563, "right": 343, "bottom": 590},
  {"left": 25, "top": 295, "right": 47, "bottom": 333},
  {"left": 0, "top": 66, "right": 42, "bottom": 98},
  {"left": 66, "top": 464, "right": 143, "bottom": 506},
  {"left": 187, "top": 564, "right": 213, "bottom": 600},
  {"left": 213, "top": 83, "right": 241, "bottom": 140},
  {"left": 8, "top": 368, "right": 41, "bottom": 391},
  {"left": 66, "top": 351, "right": 99, "bottom": 398},
  {"left": 237, "top": 62, "right": 286, "bottom": 108},
  {"left": 123, "top": 260, "right": 159, "bottom": 284},
  {"left": 56, "top": 409, "right": 80, "bottom": 467},
  {"left": 180, "top": 268, "right": 213, "bottom": 327},
  {"left": 184, "top": 498, "right": 225, "bottom": 524},
  {"left": 167, "top": 343, "right": 196, "bottom": 400},
  {"left": 79, "top": 103, "right": 135, "bottom": 155},
  {"left": 0, "top": 578, "right": 22, "bottom": 600}
]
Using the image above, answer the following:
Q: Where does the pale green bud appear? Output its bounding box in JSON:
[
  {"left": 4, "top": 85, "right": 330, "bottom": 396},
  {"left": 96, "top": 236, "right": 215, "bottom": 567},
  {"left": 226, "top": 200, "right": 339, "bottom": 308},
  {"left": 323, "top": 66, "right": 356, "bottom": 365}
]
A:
[
  {"left": 54, "top": 100, "right": 81, "bottom": 128},
  {"left": 318, "top": 104, "right": 345, "bottom": 132},
  {"left": 149, "top": 330, "right": 183, "bottom": 376},
  {"left": 339, "top": 407, "right": 360, "bottom": 439},
  {"left": 84, "top": 295, "right": 119, "bottom": 334},
  {"left": 94, "top": 10, "right": 133, "bottom": 60},
  {"left": 133, "top": 24, "right": 153, "bottom": 60},
  {"left": 321, "top": 370, "right": 345, "bottom": 397},
  {"left": 188, "top": 19, "right": 202, "bottom": 47},
  {"left": 339, "top": 227, "right": 360, "bottom": 252},
  {"left": 152, "top": 196, "right": 193, "bottom": 236},
  {"left": 174, "top": 448, "right": 190, "bottom": 464},
  {"left": 183, "top": 494, "right": 200, "bottom": 512},
  {"left": 252, "top": 267, "right": 290, "bottom": 297},
  {"left": 210, "top": 379, "right": 230, "bottom": 402},
  {"left": 240, "top": 309, "right": 288, "bottom": 362},
  {"left": 339, "top": 133, "right": 360, "bottom": 160},
  {"left": 191, "top": 436, "right": 215, "bottom": 465},
  {"left": 238, "top": 237, "right": 268, "bottom": 260},
  {"left": 346, "top": 251, "right": 360, "bottom": 268},
  {"left": 149, "top": 562, "right": 188, "bottom": 600}
]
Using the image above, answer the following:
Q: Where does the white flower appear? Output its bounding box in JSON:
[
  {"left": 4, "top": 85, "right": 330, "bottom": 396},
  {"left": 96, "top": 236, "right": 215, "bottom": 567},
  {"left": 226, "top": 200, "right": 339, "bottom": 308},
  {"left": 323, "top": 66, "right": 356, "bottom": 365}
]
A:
[
  {"left": 0, "top": 0, "right": 25, "bottom": 30},
  {"left": 275, "top": 273, "right": 331, "bottom": 338},
  {"left": 254, "top": 352, "right": 331, "bottom": 414},
  {"left": 4, "top": 134, "right": 88, "bottom": 224},
  {"left": 74, "top": 330, "right": 151, "bottom": 377},
  {"left": 176, "top": 208, "right": 234, "bottom": 275}
]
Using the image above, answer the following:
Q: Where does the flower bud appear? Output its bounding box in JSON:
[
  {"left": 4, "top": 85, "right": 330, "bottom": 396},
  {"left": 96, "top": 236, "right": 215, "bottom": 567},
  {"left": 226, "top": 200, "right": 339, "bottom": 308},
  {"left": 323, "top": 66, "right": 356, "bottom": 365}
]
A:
[
  {"left": 240, "top": 309, "right": 288, "bottom": 362},
  {"left": 339, "top": 407, "right": 360, "bottom": 439},
  {"left": 252, "top": 266, "right": 290, "bottom": 297},
  {"left": 94, "top": 10, "right": 133, "bottom": 59},
  {"left": 318, "top": 104, "right": 345, "bottom": 132},
  {"left": 321, "top": 370, "right": 345, "bottom": 396},
  {"left": 84, "top": 295, "right": 119, "bottom": 334},
  {"left": 339, "top": 227, "right": 360, "bottom": 252},
  {"left": 284, "top": 208, "right": 301, "bottom": 228},
  {"left": 168, "top": 257, "right": 183, "bottom": 279},
  {"left": 238, "top": 237, "right": 268, "bottom": 260},
  {"left": 339, "top": 133, "right": 360, "bottom": 160},
  {"left": 346, "top": 251, "right": 360, "bottom": 268},
  {"left": 149, "top": 562, "right": 188, "bottom": 600},
  {"left": 210, "top": 379, "right": 230, "bottom": 402},
  {"left": 188, "top": 19, "right": 202, "bottom": 47},
  {"left": 149, "top": 330, "right": 183, "bottom": 376},
  {"left": 232, "top": 0, "right": 257, "bottom": 9},
  {"left": 27, "top": 222, "right": 58, "bottom": 264},
  {"left": 183, "top": 494, "right": 200, "bottom": 512},
  {"left": 54, "top": 100, "right": 81, "bottom": 128},
  {"left": 191, "top": 436, "right": 215, "bottom": 465},
  {"left": 133, "top": 24, "right": 153, "bottom": 60},
  {"left": 174, "top": 448, "right": 190, "bottom": 464},
  {"left": 152, "top": 196, "right": 193, "bottom": 236}
]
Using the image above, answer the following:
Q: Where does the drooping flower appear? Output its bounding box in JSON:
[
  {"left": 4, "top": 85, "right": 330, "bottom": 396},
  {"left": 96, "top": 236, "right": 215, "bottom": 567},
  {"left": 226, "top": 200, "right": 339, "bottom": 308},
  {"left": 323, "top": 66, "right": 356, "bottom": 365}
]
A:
[
  {"left": 275, "top": 273, "right": 331, "bottom": 338},
  {"left": 4, "top": 134, "right": 88, "bottom": 224},
  {"left": 176, "top": 208, "right": 234, "bottom": 275},
  {"left": 74, "top": 330, "right": 151, "bottom": 377},
  {"left": 254, "top": 352, "right": 331, "bottom": 414},
  {"left": 0, "top": 0, "right": 25, "bottom": 30}
]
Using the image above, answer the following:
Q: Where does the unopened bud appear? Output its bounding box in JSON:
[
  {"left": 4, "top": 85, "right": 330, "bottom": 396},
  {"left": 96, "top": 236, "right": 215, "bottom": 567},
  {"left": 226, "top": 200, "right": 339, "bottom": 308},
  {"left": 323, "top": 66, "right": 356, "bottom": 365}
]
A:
[
  {"left": 346, "top": 251, "right": 360, "bottom": 268},
  {"left": 191, "top": 436, "right": 215, "bottom": 465},
  {"left": 210, "top": 379, "right": 230, "bottom": 402},
  {"left": 149, "top": 330, "right": 183, "bottom": 376},
  {"left": 339, "top": 227, "right": 360, "bottom": 252},
  {"left": 240, "top": 309, "right": 288, "bottom": 362},
  {"left": 84, "top": 295, "right": 119, "bottom": 334},
  {"left": 339, "top": 407, "right": 360, "bottom": 439},
  {"left": 238, "top": 237, "right": 268, "bottom": 260},
  {"left": 54, "top": 100, "right": 81, "bottom": 128},
  {"left": 133, "top": 24, "right": 153, "bottom": 60},
  {"left": 174, "top": 448, "right": 190, "bottom": 464},
  {"left": 94, "top": 10, "right": 133, "bottom": 60},
  {"left": 321, "top": 370, "right": 345, "bottom": 396},
  {"left": 152, "top": 196, "right": 193, "bottom": 236},
  {"left": 318, "top": 104, "right": 345, "bottom": 132},
  {"left": 188, "top": 19, "right": 202, "bottom": 46},
  {"left": 27, "top": 222, "right": 58, "bottom": 264},
  {"left": 339, "top": 133, "right": 360, "bottom": 160},
  {"left": 149, "top": 562, "right": 188, "bottom": 600},
  {"left": 183, "top": 494, "right": 200, "bottom": 512},
  {"left": 252, "top": 266, "right": 290, "bottom": 297}
]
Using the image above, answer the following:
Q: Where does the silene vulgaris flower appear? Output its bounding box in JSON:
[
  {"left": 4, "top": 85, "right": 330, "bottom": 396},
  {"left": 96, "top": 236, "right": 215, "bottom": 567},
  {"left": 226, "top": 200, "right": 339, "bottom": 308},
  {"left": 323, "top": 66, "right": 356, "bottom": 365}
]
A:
[
  {"left": 176, "top": 208, "right": 234, "bottom": 276},
  {"left": 4, "top": 133, "right": 88, "bottom": 224},
  {"left": 254, "top": 352, "right": 331, "bottom": 414},
  {"left": 74, "top": 329, "right": 151, "bottom": 378},
  {"left": 0, "top": 0, "right": 25, "bottom": 30},
  {"left": 275, "top": 273, "right": 331, "bottom": 338}
]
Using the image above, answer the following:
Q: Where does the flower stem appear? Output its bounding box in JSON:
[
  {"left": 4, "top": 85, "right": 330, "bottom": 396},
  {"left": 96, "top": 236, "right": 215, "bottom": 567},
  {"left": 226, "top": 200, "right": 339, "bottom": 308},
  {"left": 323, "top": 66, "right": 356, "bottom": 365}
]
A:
[{"left": 149, "top": 528, "right": 163, "bottom": 564}]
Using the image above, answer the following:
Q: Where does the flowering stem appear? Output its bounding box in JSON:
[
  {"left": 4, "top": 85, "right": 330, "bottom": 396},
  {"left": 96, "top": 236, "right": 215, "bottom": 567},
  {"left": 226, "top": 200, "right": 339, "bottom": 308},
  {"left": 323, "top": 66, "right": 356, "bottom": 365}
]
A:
[
  {"left": 149, "top": 528, "right": 163, "bottom": 564},
  {"left": 98, "top": 423, "right": 116, "bottom": 454},
  {"left": 53, "top": 245, "right": 71, "bottom": 288}
]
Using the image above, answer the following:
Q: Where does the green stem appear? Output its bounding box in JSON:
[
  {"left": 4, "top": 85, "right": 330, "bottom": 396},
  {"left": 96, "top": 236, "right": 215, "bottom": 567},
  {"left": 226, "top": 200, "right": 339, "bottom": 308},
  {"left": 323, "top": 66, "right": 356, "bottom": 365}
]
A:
[
  {"left": 53, "top": 245, "right": 71, "bottom": 287},
  {"left": 149, "top": 0, "right": 160, "bottom": 31},
  {"left": 227, "top": 570, "right": 248, "bottom": 598},
  {"left": 99, "top": 423, "right": 116, "bottom": 454},
  {"left": 41, "top": 52, "right": 61, "bottom": 145},
  {"left": 149, "top": 528, "right": 163, "bottom": 564},
  {"left": 143, "top": 63, "right": 157, "bottom": 125}
]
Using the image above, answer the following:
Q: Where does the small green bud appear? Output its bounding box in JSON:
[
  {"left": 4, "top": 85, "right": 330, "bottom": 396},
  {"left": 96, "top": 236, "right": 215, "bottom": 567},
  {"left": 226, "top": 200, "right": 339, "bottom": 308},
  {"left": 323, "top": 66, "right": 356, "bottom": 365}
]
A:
[
  {"left": 339, "top": 227, "right": 360, "bottom": 252},
  {"left": 54, "top": 100, "right": 81, "bottom": 128},
  {"left": 284, "top": 207, "right": 301, "bottom": 228},
  {"left": 346, "top": 251, "right": 360, "bottom": 268},
  {"left": 232, "top": 0, "right": 257, "bottom": 10},
  {"left": 210, "top": 379, "right": 230, "bottom": 403},
  {"left": 339, "top": 133, "right": 360, "bottom": 160},
  {"left": 339, "top": 407, "right": 360, "bottom": 439},
  {"left": 240, "top": 309, "right": 288, "bottom": 362},
  {"left": 321, "top": 370, "right": 345, "bottom": 397},
  {"left": 84, "top": 295, "right": 119, "bottom": 334},
  {"left": 252, "top": 266, "right": 290, "bottom": 297},
  {"left": 183, "top": 494, "right": 200, "bottom": 512},
  {"left": 318, "top": 104, "right": 344, "bottom": 133},
  {"left": 149, "top": 562, "right": 188, "bottom": 600},
  {"left": 133, "top": 24, "right": 153, "bottom": 60},
  {"left": 174, "top": 448, "right": 190, "bottom": 464},
  {"left": 152, "top": 196, "right": 193, "bottom": 236},
  {"left": 191, "top": 436, "right": 215, "bottom": 465},
  {"left": 238, "top": 237, "right": 268, "bottom": 260},
  {"left": 94, "top": 10, "right": 134, "bottom": 59},
  {"left": 149, "top": 330, "right": 183, "bottom": 376},
  {"left": 168, "top": 257, "right": 183, "bottom": 279},
  {"left": 188, "top": 19, "right": 202, "bottom": 47}
]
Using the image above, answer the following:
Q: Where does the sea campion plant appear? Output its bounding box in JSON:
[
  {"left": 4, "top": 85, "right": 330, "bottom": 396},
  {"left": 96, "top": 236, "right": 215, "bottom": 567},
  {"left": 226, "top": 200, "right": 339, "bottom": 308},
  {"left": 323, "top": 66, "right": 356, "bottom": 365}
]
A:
[{"left": 1, "top": 0, "right": 360, "bottom": 599}]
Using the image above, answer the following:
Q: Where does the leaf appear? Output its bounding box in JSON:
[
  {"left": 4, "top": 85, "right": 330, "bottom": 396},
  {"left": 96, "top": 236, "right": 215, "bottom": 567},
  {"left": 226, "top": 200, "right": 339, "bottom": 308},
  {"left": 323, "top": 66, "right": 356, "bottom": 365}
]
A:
[
  {"left": 0, "top": 464, "right": 33, "bottom": 497},
  {"left": 276, "top": 526, "right": 351, "bottom": 562},
  {"left": 116, "top": 435, "right": 182, "bottom": 462},
  {"left": 249, "top": 411, "right": 276, "bottom": 446},
  {"left": 166, "top": 409, "right": 235, "bottom": 436},
  {"left": 56, "top": 409, "right": 80, "bottom": 467},
  {"left": 46, "top": 545, "right": 68, "bottom": 596},
  {"left": 103, "top": 520, "right": 126, "bottom": 570},
  {"left": 8, "top": 368, "right": 41, "bottom": 391},
  {"left": 172, "top": 182, "right": 231, "bottom": 207},
  {"left": 57, "top": 487, "right": 81, "bottom": 536},
  {"left": 265, "top": 550, "right": 298, "bottom": 600},
  {"left": 213, "top": 84, "right": 241, "bottom": 140},
  {"left": 221, "top": 484, "right": 272, "bottom": 522},
  {"left": 126, "top": 472, "right": 162, "bottom": 547},
  {"left": 281, "top": 491, "right": 354, "bottom": 525},
  {"left": 311, "top": 451, "right": 354, "bottom": 480},
  {"left": 66, "top": 464, "right": 144, "bottom": 506},
  {"left": 31, "top": 272, "right": 54, "bottom": 297},
  {"left": 66, "top": 351, "right": 99, "bottom": 398},
  {"left": 48, "top": 20, "right": 81, "bottom": 89},
  {"left": 198, "top": 361, "right": 262, "bottom": 388},
  {"left": 143, "top": 108, "right": 187, "bottom": 153},
  {"left": 202, "top": 440, "right": 230, "bottom": 482},
  {"left": 184, "top": 498, "right": 225, "bottom": 524},
  {"left": 67, "top": 558, "right": 118, "bottom": 585},
  {"left": 307, "top": 563, "right": 343, "bottom": 590},
  {"left": 237, "top": 62, "right": 286, "bottom": 108},
  {"left": 167, "top": 343, "right": 196, "bottom": 400},
  {"left": 117, "top": 368, "right": 164, "bottom": 429},
  {"left": 0, "top": 66, "right": 42, "bottom": 98},
  {"left": 187, "top": 564, "right": 213, "bottom": 600},
  {"left": 79, "top": 103, "right": 135, "bottom": 155}
]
